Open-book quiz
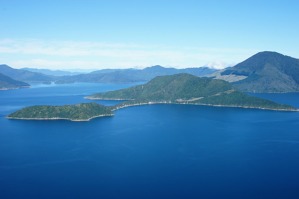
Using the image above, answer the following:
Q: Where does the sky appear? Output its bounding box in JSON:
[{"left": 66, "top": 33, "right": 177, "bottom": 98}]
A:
[{"left": 0, "top": 0, "right": 298, "bottom": 70}]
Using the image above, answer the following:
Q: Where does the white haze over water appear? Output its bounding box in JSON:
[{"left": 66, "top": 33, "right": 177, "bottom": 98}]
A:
[{"left": 0, "top": 39, "right": 258, "bottom": 70}]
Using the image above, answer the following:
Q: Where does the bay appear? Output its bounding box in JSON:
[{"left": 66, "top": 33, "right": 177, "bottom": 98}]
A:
[{"left": 0, "top": 84, "right": 299, "bottom": 199}]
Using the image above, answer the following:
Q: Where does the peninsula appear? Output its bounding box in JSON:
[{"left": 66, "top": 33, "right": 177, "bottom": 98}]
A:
[
  {"left": 7, "top": 103, "right": 113, "bottom": 121},
  {"left": 88, "top": 73, "right": 296, "bottom": 111}
]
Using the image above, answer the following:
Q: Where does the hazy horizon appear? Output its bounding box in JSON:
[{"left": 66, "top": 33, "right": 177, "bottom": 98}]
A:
[{"left": 3, "top": 63, "right": 226, "bottom": 72}]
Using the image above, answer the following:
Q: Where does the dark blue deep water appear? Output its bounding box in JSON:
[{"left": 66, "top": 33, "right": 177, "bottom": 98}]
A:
[{"left": 1, "top": 84, "right": 299, "bottom": 199}]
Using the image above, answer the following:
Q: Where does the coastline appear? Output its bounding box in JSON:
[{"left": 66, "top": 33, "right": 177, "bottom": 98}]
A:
[
  {"left": 7, "top": 113, "right": 114, "bottom": 122},
  {"left": 111, "top": 101, "right": 299, "bottom": 112},
  {"left": 85, "top": 96, "right": 133, "bottom": 101},
  {"left": 85, "top": 93, "right": 298, "bottom": 112},
  {"left": 7, "top": 98, "right": 298, "bottom": 122}
]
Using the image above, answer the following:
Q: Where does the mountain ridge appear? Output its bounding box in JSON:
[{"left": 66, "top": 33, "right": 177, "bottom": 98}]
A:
[
  {"left": 21, "top": 68, "right": 82, "bottom": 76},
  {"left": 1, "top": 64, "right": 217, "bottom": 84},
  {"left": 220, "top": 51, "right": 299, "bottom": 92},
  {"left": 56, "top": 65, "right": 217, "bottom": 83},
  {"left": 3, "top": 51, "right": 299, "bottom": 92},
  {"left": 0, "top": 72, "right": 30, "bottom": 90},
  {"left": 0, "top": 64, "right": 55, "bottom": 84}
]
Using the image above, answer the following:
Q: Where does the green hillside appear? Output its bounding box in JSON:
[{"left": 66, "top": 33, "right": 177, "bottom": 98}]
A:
[{"left": 88, "top": 73, "right": 296, "bottom": 111}]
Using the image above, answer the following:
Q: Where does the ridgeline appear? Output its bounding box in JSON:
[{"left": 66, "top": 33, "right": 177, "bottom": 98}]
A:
[{"left": 221, "top": 51, "right": 299, "bottom": 92}]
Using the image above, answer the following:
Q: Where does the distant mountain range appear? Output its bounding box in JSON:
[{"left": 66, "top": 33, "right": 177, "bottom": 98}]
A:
[
  {"left": 0, "top": 73, "right": 29, "bottom": 90},
  {"left": 55, "top": 65, "right": 217, "bottom": 83},
  {"left": 0, "top": 64, "right": 55, "bottom": 84},
  {"left": 0, "top": 64, "right": 217, "bottom": 88},
  {"left": 2, "top": 51, "right": 299, "bottom": 92},
  {"left": 216, "top": 51, "right": 299, "bottom": 92},
  {"left": 21, "top": 68, "right": 82, "bottom": 76}
]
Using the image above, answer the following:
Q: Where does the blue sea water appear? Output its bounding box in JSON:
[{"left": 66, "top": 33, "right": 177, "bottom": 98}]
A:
[{"left": 1, "top": 84, "right": 299, "bottom": 199}]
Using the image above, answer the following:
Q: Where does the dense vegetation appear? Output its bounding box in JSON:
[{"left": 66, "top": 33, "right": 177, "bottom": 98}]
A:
[
  {"left": 198, "top": 91, "right": 294, "bottom": 110},
  {"left": 8, "top": 103, "right": 113, "bottom": 121},
  {"left": 90, "top": 74, "right": 231, "bottom": 100},
  {"left": 89, "top": 73, "right": 296, "bottom": 111}
]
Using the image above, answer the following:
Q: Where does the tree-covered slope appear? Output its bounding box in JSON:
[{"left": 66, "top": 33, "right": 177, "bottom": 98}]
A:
[
  {"left": 8, "top": 103, "right": 113, "bottom": 121},
  {"left": 88, "top": 73, "right": 296, "bottom": 111},
  {"left": 89, "top": 73, "right": 232, "bottom": 100},
  {"left": 221, "top": 51, "right": 299, "bottom": 92}
]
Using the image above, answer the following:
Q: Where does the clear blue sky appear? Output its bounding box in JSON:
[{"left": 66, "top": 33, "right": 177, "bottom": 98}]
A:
[{"left": 0, "top": 0, "right": 298, "bottom": 70}]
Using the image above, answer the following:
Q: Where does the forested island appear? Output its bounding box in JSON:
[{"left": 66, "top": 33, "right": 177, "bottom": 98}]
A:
[{"left": 7, "top": 103, "right": 113, "bottom": 121}]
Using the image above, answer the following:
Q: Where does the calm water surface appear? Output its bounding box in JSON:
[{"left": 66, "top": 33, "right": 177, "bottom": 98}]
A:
[{"left": 1, "top": 84, "right": 299, "bottom": 199}]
